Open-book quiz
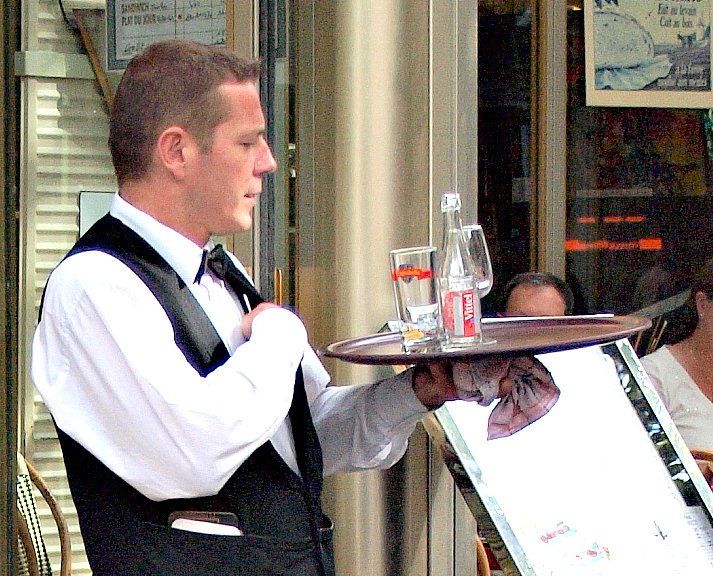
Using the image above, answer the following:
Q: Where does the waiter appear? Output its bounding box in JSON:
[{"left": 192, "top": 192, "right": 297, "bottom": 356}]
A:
[{"left": 31, "top": 39, "right": 475, "bottom": 575}]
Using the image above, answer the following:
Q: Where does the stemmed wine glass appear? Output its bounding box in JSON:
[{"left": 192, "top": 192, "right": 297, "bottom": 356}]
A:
[
  {"left": 462, "top": 224, "right": 493, "bottom": 298},
  {"left": 463, "top": 224, "right": 495, "bottom": 345}
]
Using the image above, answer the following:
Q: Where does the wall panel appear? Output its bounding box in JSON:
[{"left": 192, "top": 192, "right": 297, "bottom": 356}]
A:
[{"left": 20, "top": 2, "right": 115, "bottom": 573}]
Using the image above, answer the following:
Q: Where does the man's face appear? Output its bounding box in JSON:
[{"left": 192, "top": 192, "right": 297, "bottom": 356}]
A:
[
  {"left": 186, "top": 81, "right": 277, "bottom": 237},
  {"left": 505, "top": 284, "right": 567, "bottom": 317}
]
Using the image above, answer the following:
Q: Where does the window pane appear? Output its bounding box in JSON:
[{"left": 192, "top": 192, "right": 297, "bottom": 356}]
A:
[
  {"left": 566, "top": 9, "right": 713, "bottom": 320},
  {"left": 478, "top": 0, "right": 533, "bottom": 315}
]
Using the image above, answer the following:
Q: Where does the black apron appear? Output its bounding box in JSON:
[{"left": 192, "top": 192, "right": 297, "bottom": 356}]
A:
[{"left": 43, "top": 215, "right": 334, "bottom": 575}]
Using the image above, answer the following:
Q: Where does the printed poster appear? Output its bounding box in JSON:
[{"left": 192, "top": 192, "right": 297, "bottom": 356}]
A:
[{"left": 584, "top": 0, "right": 713, "bottom": 107}]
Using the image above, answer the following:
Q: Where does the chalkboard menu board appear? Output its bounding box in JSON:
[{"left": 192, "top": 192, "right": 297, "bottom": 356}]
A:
[
  {"left": 425, "top": 340, "right": 713, "bottom": 575},
  {"left": 106, "top": 0, "right": 229, "bottom": 70}
]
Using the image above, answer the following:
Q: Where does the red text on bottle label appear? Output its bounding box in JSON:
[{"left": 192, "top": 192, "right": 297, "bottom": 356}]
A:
[{"left": 442, "top": 289, "right": 478, "bottom": 337}]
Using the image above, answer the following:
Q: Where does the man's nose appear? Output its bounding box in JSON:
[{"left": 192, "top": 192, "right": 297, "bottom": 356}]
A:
[{"left": 257, "top": 139, "right": 278, "bottom": 175}]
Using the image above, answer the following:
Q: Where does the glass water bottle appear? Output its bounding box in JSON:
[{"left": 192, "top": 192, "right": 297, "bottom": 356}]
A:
[{"left": 437, "top": 191, "right": 482, "bottom": 348}]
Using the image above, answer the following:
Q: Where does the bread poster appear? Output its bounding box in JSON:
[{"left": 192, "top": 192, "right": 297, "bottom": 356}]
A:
[{"left": 585, "top": 0, "right": 712, "bottom": 107}]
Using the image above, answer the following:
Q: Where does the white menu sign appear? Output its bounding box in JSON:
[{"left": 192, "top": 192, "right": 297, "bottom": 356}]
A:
[{"left": 444, "top": 345, "right": 713, "bottom": 575}]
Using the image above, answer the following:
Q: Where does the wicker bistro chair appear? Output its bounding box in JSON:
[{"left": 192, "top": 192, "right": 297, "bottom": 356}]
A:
[
  {"left": 16, "top": 453, "right": 72, "bottom": 576},
  {"left": 476, "top": 534, "right": 492, "bottom": 576}
]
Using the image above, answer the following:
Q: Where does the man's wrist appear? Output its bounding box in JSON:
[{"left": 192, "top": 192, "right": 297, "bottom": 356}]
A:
[{"left": 411, "top": 365, "right": 446, "bottom": 410}]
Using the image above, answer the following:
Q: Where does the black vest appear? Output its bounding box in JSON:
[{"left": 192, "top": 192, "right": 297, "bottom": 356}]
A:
[{"left": 46, "top": 215, "right": 334, "bottom": 575}]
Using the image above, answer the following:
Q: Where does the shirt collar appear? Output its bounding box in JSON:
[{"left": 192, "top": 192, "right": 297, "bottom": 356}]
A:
[{"left": 109, "top": 193, "right": 211, "bottom": 286}]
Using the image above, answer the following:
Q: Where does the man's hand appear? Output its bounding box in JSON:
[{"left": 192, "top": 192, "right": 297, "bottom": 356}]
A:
[
  {"left": 411, "top": 363, "right": 458, "bottom": 410},
  {"left": 241, "top": 302, "right": 280, "bottom": 338},
  {"left": 411, "top": 357, "right": 511, "bottom": 410},
  {"left": 452, "top": 357, "right": 511, "bottom": 405}
]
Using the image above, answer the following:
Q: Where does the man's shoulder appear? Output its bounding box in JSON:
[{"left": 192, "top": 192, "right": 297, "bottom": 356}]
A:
[
  {"left": 73, "top": 214, "right": 153, "bottom": 256},
  {"left": 48, "top": 250, "right": 141, "bottom": 292}
]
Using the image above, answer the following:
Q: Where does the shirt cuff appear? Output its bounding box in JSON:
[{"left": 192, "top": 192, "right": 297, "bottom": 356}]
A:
[{"left": 369, "top": 368, "right": 429, "bottom": 427}]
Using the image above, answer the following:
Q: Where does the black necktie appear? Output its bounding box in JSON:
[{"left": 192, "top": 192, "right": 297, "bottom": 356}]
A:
[
  {"left": 197, "top": 244, "right": 263, "bottom": 314},
  {"left": 200, "top": 245, "right": 324, "bottom": 499}
]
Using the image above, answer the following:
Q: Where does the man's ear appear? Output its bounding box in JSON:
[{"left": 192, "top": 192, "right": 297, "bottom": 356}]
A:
[{"left": 156, "top": 125, "right": 195, "bottom": 178}]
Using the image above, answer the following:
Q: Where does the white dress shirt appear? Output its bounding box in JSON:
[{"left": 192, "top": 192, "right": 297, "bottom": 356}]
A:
[{"left": 31, "top": 193, "right": 427, "bottom": 501}]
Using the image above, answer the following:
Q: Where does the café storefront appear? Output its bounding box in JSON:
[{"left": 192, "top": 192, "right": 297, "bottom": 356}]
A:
[{"left": 2, "top": 0, "right": 712, "bottom": 574}]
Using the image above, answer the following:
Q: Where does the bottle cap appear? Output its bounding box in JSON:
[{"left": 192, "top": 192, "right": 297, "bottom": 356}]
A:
[{"left": 441, "top": 191, "right": 461, "bottom": 212}]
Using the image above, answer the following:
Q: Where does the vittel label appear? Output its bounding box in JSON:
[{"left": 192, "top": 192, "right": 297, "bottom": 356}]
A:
[{"left": 442, "top": 289, "right": 477, "bottom": 337}]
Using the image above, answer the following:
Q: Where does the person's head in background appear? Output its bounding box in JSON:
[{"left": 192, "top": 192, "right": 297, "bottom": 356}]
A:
[
  {"left": 502, "top": 272, "right": 574, "bottom": 317},
  {"left": 685, "top": 258, "right": 713, "bottom": 339}
]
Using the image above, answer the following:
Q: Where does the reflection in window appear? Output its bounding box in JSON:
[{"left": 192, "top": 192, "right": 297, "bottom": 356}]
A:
[
  {"left": 478, "top": 0, "right": 533, "bottom": 316},
  {"left": 567, "top": 10, "right": 713, "bottom": 318}
]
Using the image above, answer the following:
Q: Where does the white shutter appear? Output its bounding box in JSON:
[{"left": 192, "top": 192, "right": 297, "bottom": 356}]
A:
[{"left": 21, "top": 1, "right": 115, "bottom": 574}]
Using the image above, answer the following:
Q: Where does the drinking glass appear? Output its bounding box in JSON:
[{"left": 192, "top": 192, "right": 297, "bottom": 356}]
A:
[
  {"left": 463, "top": 224, "right": 493, "bottom": 297},
  {"left": 389, "top": 246, "right": 441, "bottom": 351},
  {"left": 463, "top": 224, "right": 496, "bottom": 345}
]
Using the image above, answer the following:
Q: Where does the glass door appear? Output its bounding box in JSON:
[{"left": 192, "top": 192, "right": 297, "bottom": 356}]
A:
[
  {"left": 259, "top": 0, "right": 297, "bottom": 306},
  {"left": 477, "top": 0, "right": 535, "bottom": 316}
]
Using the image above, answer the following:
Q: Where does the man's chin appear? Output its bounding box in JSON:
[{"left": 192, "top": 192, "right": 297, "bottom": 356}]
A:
[{"left": 234, "top": 212, "right": 254, "bottom": 231}]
